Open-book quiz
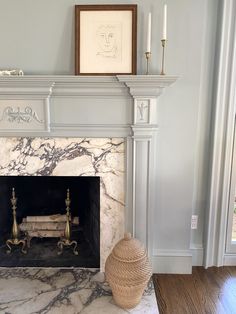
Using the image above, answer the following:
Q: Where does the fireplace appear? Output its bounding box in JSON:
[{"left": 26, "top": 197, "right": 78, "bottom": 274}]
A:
[
  {"left": 0, "top": 75, "right": 177, "bottom": 272},
  {"left": 0, "top": 136, "right": 125, "bottom": 269},
  {"left": 0, "top": 175, "right": 100, "bottom": 267}
]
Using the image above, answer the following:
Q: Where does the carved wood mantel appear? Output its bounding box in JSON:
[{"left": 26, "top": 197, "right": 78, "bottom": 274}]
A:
[{"left": 0, "top": 75, "right": 177, "bottom": 271}]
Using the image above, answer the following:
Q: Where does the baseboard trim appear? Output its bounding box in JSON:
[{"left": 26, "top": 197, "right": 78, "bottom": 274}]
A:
[
  {"left": 190, "top": 245, "right": 204, "bottom": 266},
  {"left": 152, "top": 249, "right": 192, "bottom": 274},
  {"left": 224, "top": 254, "right": 236, "bottom": 265}
]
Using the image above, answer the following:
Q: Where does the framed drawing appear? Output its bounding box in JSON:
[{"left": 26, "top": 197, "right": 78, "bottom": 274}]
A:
[{"left": 75, "top": 4, "right": 137, "bottom": 75}]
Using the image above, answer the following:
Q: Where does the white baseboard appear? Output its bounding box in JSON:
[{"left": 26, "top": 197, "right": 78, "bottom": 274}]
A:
[
  {"left": 152, "top": 249, "right": 192, "bottom": 274},
  {"left": 224, "top": 254, "right": 236, "bottom": 265},
  {"left": 190, "top": 244, "right": 204, "bottom": 266}
]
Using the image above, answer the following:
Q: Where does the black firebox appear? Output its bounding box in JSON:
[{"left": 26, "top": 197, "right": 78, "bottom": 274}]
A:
[{"left": 0, "top": 176, "right": 100, "bottom": 267}]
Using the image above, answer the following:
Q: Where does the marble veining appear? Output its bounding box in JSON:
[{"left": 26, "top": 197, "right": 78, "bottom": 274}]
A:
[
  {"left": 0, "top": 137, "right": 125, "bottom": 269},
  {"left": 0, "top": 268, "right": 158, "bottom": 314}
]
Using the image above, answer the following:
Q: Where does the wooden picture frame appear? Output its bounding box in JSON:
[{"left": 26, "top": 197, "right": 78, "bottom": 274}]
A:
[{"left": 75, "top": 4, "right": 137, "bottom": 75}]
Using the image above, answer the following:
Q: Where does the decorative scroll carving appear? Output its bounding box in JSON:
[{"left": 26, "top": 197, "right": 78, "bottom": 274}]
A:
[
  {"left": 0, "top": 106, "right": 44, "bottom": 124},
  {"left": 0, "top": 69, "right": 24, "bottom": 76}
]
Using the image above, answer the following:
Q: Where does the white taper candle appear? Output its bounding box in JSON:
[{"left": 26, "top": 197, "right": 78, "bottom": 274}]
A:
[
  {"left": 162, "top": 4, "right": 167, "bottom": 40},
  {"left": 146, "top": 12, "right": 152, "bottom": 52}
]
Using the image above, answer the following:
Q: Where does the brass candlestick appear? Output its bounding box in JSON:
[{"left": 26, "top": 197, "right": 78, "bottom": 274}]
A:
[
  {"left": 160, "top": 39, "right": 167, "bottom": 75},
  {"left": 145, "top": 52, "right": 151, "bottom": 75},
  {"left": 57, "top": 189, "right": 78, "bottom": 255},
  {"left": 6, "top": 188, "right": 27, "bottom": 254}
]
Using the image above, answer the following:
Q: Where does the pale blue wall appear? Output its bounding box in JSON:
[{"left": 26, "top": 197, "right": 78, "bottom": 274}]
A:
[{"left": 0, "top": 0, "right": 219, "bottom": 266}]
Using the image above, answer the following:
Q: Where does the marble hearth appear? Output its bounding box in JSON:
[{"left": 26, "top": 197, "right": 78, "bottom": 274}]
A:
[
  {"left": 0, "top": 268, "right": 158, "bottom": 314},
  {"left": 0, "top": 75, "right": 177, "bottom": 272}
]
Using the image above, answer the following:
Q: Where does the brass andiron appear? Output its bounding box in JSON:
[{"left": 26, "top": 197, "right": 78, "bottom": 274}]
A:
[
  {"left": 6, "top": 188, "right": 27, "bottom": 254},
  {"left": 160, "top": 39, "right": 167, "bottom": 75},
  {"left": 145, "top": 52, "right": 151, "bottom": 75},
  {"left": 57, "top": 189, "right": 78, "bottom": 255}
]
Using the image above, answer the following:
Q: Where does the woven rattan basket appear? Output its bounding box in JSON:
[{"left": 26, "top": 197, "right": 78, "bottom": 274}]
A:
[{"left": 105, "top": 232, "right": 152, "bottom": 309}]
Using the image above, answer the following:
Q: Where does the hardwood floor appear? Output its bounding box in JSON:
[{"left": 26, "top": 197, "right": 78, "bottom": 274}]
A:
[{"left": 153, "top": 266, "right": 236, "bottom": 314}]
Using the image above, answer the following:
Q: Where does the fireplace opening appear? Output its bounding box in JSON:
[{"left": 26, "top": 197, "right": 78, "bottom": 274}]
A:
[{"left": 0, "top": 176, "right": 100, "bottom": 267}]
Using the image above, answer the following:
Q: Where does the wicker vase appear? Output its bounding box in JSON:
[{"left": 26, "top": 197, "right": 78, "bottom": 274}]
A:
[{"left": 105, "top": 232, "right": 152, "bottom": 309}]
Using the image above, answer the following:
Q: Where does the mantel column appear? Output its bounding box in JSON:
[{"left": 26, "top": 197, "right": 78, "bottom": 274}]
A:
[{"left": 117, "top": 75, "right": 178, "bottom": 255}]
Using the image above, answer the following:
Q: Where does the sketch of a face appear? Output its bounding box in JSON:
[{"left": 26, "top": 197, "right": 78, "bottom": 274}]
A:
[{"left": 96, "top": 25, "right": 118, "bottom": 57}]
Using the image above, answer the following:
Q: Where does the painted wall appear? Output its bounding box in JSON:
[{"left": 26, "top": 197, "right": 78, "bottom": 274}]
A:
[
  {"left": 0, "top": 0, "right": 219, "bottom": 270},
  {"left": 154, "top": 0, "right": 218, "bottom": 268}
]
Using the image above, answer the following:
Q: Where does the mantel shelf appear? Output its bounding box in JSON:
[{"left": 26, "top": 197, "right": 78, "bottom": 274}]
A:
[
  {"left": 0, "top": 75, "right": 178, "bottom": 85},
  {"left": 0, "top": 75, "right": 178, "bottom": 98}
]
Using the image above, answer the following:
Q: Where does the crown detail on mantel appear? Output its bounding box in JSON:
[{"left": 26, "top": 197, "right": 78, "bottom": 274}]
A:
[{"left": 117, "top": 75, "right": 178, "bottom": 97}]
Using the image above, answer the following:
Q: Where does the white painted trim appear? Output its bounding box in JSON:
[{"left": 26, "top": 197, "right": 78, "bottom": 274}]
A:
[
  {"left": 125, "top": 137, "right": 133, "bottom": 234},
  {"left": 117, "top": 75, "right": 178, "bottom": 97},
  {"left": 0, "top": 125, "right": 131, "bottom": 138},
  {"left": 131, "top": 138, "right": 151, "bottom": 248},
  {"left": 225, "top": 120, "right": 236, "bottom": 253},
  {"left": 152, "top": 249, "right": 192, "bottom": 274},
  {"left": 204, "top": 0, "right": 236, "bottom": 268},
  {"left": 190, "top": 245, "right": 204, "bottom": 266},
  {"left": 0, "top": 80, "right": 54, "bottom": 99},
  {"left": 51, "top": 124, "right": 131, "bottom": 138},
  {"left": 0, "top": 75, "right": 177, "bottom": 98},
  {"left": 224, "top": 254, "right": 236, "bottom": 265},
  {"left": 153, "top": 249, "right": 192, "bottom": 257},
  {"left": 132, "top": 138, "right": 137, "bottom": 238},
  {"left": 218, "top": 9, "right": 236, "bottom": 261},
  {"left": 146, "top": 140, "right": 151, "bottom": 252},
  {"left": 190, "top": 0, "right": 219, "bottom": 259}
]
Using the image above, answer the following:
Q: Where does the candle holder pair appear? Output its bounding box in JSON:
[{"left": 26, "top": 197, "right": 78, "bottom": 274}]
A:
[{"left": 145, "top": 39, "right": 167, "bottom": 75}]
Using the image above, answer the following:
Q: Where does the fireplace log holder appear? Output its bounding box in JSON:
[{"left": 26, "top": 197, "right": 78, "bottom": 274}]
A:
[
  {"left": 57, "top": 189, "right": 79, "bottom": 255},
  {"left": 6, "top": 188, "right": 79, "bottom": 256},
  {"left": 5, "top": 188, "right": 27, "bottom": 254}
]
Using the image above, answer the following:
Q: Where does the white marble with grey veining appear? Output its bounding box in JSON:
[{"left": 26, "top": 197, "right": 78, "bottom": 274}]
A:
[
  {"left": 0, "top": 268, "right": 158, "bottom": 314},
  {"left": 0, "top": 137, "right": 125, "bottom": 269}
]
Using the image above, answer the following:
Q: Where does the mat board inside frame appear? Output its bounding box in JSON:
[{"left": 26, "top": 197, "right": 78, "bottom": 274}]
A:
[{"left": 75, "top": 4, "right": 137, "bottom": 75}]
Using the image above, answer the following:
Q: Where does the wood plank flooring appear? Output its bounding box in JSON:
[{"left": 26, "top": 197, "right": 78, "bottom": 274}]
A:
[{"left": 153, "top": 266, "right": 236, "bottom": 314}]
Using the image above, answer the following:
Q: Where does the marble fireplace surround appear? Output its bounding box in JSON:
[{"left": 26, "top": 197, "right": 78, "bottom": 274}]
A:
[{"left": 0, "top": 75, "right": 177, "bottom": 272}]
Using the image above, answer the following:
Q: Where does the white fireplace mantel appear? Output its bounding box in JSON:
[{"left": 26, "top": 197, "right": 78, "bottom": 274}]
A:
[
  {"left": 0, "top": 75, "right": 177, "bottom": 136},
  {"left": 0, "top": 75, "right": 178, "bottom": 272}
]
